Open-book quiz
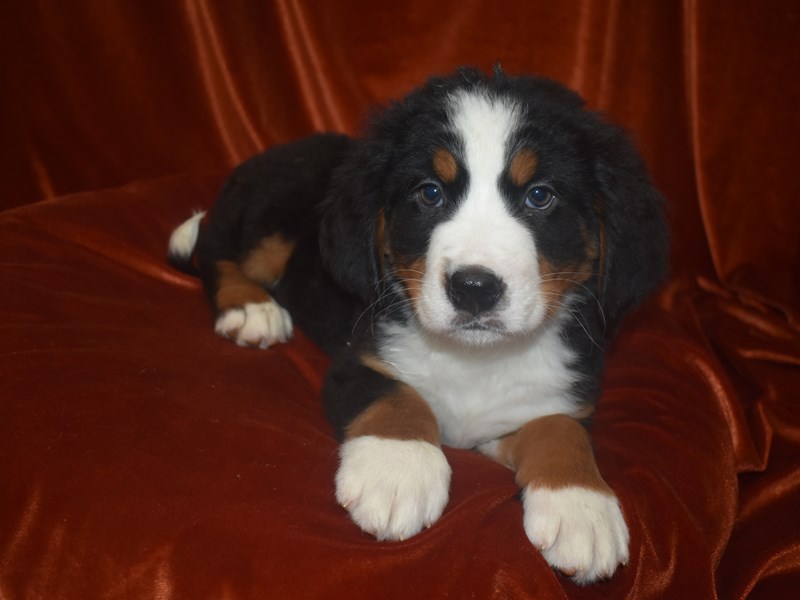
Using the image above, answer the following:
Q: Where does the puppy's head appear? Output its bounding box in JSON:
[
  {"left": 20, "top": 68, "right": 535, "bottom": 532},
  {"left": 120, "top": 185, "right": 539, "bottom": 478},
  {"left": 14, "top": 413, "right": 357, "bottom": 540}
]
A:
[{"left": 320, "top": 68, "right": 668, "bottom": 347}]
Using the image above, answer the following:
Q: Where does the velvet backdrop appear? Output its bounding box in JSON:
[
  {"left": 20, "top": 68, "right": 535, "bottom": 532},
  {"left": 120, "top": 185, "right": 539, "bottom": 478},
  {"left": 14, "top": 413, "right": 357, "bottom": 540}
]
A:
[{"left": 2, "top": 1, "right": 799, "bottom": 598}]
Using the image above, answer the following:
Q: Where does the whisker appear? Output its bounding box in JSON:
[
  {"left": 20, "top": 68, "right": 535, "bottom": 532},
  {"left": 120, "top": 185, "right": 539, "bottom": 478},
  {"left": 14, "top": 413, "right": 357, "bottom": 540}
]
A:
[
  {"left": 356, "top": 268, "right": 607, "bottom": 349},
  {"left": 352, "top": 278, "right": 421, "bottom": 336},
  {"left": 536, "top": 274, "right": 607, "bottom": 335},
  {"left": 538, "top": 292, "right": 604, "bottom": 351}
]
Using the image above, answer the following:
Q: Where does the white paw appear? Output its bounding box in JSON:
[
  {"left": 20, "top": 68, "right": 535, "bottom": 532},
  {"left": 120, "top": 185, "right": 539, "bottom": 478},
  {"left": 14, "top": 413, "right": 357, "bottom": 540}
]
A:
[
  {"left": 335, "top": 436, "right": 451, "bottom": 541},
  {"left": 523, "top": 486, "right": 629, "bottom": 584},
  {"left": 214, "top": 300, "right": 293, "bottom": 348}
]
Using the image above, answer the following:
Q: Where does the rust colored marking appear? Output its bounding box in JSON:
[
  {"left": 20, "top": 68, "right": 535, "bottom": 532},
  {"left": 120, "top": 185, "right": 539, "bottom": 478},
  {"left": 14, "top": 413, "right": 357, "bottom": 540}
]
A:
[
  {"left": 393, "top": 255, "right": 427, "bottom": 309},
  {"left": 433, "top": 148, "right": 458, "bottom": 184},
  {"left": 241, "top": 235, "right": 296, "bottom": 285},
  {"left": 538, "top": 257, "right": 592, "bottom": 317},
  {"left": 215, "top": 260, "right": 271, "bottom": 312},
  {"left": 346, "top": 381, "right": 440, "bottom": 445},
  {"left": 509, "top": 149, "right": 539, "bottom": 187},
  {"left": 496, "top": 414, "right": 610, "bottom": 493}
]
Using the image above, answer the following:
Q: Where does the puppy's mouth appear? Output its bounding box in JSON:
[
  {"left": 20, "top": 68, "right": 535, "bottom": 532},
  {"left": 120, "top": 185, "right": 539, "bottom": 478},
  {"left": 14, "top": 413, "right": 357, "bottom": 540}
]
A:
[
  {"left": 442, "top": 315, "right": 512, "bottom": 346},
  {"left": 454, "top": 315, "right": 506, "bottom": 332}
]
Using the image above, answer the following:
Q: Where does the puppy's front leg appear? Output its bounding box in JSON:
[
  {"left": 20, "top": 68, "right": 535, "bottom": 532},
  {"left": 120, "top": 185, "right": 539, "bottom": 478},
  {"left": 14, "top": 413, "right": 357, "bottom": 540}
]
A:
[
  {"left": 324, "top": 353, "right": 451, "bottom": 541},
  {"left": 496, "top": 415, "right": 629, "bottom": 584}
]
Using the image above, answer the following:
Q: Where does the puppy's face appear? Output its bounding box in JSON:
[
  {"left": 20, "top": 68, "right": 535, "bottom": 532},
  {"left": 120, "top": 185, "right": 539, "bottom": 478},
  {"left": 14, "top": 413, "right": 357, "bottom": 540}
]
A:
[
  {"left": 322, "top": 71, "right": 666, "bottom": 346},
  {"left": 382, "top": 89, "right": 600, "bottom": 347}
]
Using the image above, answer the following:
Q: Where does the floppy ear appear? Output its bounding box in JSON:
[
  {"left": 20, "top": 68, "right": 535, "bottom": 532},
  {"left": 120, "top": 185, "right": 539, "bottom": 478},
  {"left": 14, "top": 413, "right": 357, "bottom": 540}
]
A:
[
  {"left": 318, "top": 140, "right": 388, "bottom": 304},
  {"left": 593, "top": 128, "right": 670, "bottom": 332}
]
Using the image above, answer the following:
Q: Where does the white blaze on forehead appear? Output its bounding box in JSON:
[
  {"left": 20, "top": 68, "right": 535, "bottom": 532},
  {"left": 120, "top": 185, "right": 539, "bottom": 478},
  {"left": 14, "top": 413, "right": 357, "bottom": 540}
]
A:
[
  {"left": 415, "top": 89, "right": 545, "bottom": 341},
  {"left": 450, "top": 90, "right": 519, "bottom": 195},
  {"left": 443, "top": 90, "right": 533, "bottom": 267}
]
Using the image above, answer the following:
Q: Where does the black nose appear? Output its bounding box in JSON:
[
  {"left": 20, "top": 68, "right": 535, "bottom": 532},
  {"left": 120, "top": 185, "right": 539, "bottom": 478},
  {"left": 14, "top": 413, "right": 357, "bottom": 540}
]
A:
[{"left": 447, "top": 267, "right": 504, "bottom": 316}]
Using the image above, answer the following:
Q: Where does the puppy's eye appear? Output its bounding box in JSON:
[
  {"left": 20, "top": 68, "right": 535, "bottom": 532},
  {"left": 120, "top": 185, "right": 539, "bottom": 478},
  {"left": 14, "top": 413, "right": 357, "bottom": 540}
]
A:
[
  {"left": 524, "top": 185, "right": 556, "bottom": 210},
  {"left": 418, "top": 184, "right": 444, "bottom": 208}
]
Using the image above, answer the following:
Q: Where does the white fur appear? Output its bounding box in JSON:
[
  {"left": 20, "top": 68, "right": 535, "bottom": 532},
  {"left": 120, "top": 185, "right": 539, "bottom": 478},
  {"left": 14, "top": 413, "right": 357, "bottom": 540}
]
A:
[
  {"left": 215, "top": 301, "right": 293, "bottom": 348},
  {"left": 416, "top": 91, "right": 546, "bottom": 346},
  {"left": 523, "top": 486, "right": 629, "bottom": 584},
  {"left": 377, "top": 317, "right": 581, "bottom": 449},
  {"left": 336, "top": 436, "right": 452, "bottom": 541},
  {"left": 167, "top": 211, "right": 206, "bottom": 259}
]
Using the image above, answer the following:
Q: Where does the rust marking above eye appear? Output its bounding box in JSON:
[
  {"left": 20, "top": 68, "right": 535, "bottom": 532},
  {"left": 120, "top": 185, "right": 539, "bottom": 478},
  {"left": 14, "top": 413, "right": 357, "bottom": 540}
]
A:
[
  {"left": 433, "top": 148, "right": 458, "bottom": 183},
  {"left": 509, "top": 149, "right": 539, "bottom": 187}
]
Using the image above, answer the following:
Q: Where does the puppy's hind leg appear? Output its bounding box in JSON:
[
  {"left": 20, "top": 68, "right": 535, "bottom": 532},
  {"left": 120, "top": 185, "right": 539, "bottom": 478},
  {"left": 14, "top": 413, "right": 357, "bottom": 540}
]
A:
[{"left": 210, "top": 234, "right": 295, "bottom": 349}]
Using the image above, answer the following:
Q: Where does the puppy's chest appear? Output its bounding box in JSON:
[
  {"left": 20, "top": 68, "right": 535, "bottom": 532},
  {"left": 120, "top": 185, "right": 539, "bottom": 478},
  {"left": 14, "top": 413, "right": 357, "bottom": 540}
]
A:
[{"left": 376, "top": 323, "right": 581, "bottom": 449}]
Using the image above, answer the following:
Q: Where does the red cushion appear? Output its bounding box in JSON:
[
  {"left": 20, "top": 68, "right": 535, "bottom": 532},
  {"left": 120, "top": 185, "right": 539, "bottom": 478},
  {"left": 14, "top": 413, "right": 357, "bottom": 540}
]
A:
[{"left": 0, "top": 173, "right": 772, "bottom": 598}]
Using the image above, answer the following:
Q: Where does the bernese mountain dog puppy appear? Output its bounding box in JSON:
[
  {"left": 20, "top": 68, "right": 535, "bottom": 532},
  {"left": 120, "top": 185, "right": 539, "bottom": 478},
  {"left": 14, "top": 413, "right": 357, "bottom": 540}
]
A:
[{"left": 169, "top": 67, "right": 668, "bottom": 583}]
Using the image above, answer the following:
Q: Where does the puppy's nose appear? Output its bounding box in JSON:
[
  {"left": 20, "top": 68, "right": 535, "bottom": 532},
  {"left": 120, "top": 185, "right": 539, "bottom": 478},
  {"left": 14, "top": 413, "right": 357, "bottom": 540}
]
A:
[{"left": 447, "top": 267, "right": 504, "bottom": 315}]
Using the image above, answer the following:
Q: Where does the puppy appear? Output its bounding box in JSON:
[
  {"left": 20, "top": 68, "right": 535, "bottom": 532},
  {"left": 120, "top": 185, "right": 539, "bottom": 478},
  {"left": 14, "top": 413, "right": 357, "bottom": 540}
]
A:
[{"left": 169, "top": 67, "right": 668, "bottom": 583}]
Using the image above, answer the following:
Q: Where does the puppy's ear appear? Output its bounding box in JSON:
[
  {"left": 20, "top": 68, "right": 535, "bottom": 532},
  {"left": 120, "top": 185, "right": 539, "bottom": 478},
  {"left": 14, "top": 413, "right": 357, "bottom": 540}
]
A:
[
  {"left": 319, "top": 141, "right": 387, "bottom": 304},
  {"left": 594, "top": 128, "right": 669, "bottom": 332}
]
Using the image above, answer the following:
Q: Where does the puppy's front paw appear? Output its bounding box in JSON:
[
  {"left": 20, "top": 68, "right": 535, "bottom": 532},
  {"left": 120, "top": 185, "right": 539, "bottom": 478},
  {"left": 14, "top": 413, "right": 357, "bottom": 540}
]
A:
[
  {"left": 214, "top": 300, "right": 292, "bottom": 348},
  {"left": 523, "top": 486, "right": 629, "bottom": 584},
  {"left": 335, "top": 436, "right": 451, "bottom": 541}
]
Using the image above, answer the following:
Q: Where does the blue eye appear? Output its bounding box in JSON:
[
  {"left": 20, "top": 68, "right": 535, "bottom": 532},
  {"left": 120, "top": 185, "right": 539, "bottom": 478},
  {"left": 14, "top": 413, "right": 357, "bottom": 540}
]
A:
[
  {"left": 418, "top": 184, "right": 444, "bottom": 208},
  {"left": 525, "top": 185, "right": 556, "bottom": 210}
]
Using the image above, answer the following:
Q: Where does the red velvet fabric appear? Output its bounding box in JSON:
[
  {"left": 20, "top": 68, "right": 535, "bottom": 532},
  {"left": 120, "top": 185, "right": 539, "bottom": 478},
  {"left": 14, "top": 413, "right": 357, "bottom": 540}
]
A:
[{"left": 2, "top": 1, "right": 799, "bottom": 598}]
